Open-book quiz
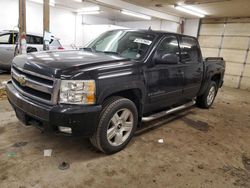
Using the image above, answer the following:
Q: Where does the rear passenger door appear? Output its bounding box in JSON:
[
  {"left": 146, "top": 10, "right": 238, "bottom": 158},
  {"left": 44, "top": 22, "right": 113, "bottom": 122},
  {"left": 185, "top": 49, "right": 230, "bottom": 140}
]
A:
[{"left": 179, "top": 36, "right": 203, "bottom": 100}]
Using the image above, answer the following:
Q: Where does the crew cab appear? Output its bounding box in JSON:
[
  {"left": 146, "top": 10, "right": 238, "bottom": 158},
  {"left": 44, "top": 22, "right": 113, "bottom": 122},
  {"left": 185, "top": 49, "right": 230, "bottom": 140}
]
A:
[
  {"left": 0, "top": 30, "right": 63, "bottom": 71},
  {"left": 6, "top": 29, "right": 225, "bottom": 154}
]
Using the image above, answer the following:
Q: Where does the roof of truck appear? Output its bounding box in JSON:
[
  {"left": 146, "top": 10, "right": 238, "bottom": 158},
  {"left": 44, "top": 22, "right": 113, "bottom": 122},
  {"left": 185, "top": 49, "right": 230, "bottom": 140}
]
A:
[{"left": 110, "top": 29, "right": 198, "bottom": 39}]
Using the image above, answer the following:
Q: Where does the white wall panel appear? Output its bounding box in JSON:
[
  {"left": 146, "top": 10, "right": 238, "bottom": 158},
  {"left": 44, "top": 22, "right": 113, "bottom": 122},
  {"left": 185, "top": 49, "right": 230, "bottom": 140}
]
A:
[
  {"left": 115, "top": 20, "right": 179, "bottom": 33},
  {"left": 222, "top": 37, "right": 249, "bottom": 50},
  {"left": 224, "top": 23, "right": 250, "bottom": 36},
  {"left": 199, "top": 36, "right": 221, "bottom": 48},
  {"left": 199, "top": 24, "right": 224, "bottom": 36},
  {"left": 201, "top": 48, "right": 219, "bottom": 58},
  {"left": 224, "top": 75, "right": 241, "bottom": 88},
  {"left": 225, "top": 62, "right": 244, "bottom": 76},
  {"left": 242, "top": 65, "right": 250, "bottom": 77},
  {"left": 220, "top": 49, "right": 246, "bottom": 63},
  {"left": 240, "top": 77, "right": 250, "bottom": 91},
  {"left": 247, "top": 52, "right": 250, "bottom": 64}
]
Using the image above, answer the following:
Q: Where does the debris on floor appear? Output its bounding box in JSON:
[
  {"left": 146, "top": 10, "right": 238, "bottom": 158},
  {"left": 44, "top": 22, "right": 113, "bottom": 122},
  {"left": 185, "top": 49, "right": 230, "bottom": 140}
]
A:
[
  {"left": 242, "top": 154, "right": 250, "bottom": 171},
  {"left": 43, "top": 149, "right": 53, "bottom": 157},
  {"left": 7, "top": 152, "right": 16, "bottom": 158},
  {"left": 58, "top": 161, "right": 70, "bottom": 170},
  {"left": 0, "top": 88, "right": 6, "bottom": 100},
  {"left": 13, "top": 142, "right": 28, "bottom": 148},
  {"left": 158, "top": 139, "right": 164, "bottom": 143}
]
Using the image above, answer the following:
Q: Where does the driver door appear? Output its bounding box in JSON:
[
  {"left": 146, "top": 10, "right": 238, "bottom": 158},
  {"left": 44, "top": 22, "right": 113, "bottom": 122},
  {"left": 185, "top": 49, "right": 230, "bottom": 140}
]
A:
[{"left": 145, "top": 35, "right": 184, "bottom": 112}]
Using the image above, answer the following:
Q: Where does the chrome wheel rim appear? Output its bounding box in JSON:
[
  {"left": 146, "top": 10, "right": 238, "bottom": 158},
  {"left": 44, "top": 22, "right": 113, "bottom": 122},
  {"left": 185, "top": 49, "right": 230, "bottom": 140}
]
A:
[
  {"left": 207, "top": 86, "right": 216, "bottom": 106},
  {"left": 107, "top": 108, "right": 134, "bottom": 146}
]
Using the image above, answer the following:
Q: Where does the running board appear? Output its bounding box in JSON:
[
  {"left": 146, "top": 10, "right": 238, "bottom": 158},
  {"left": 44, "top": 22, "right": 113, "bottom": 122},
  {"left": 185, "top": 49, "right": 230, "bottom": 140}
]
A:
[{"left": 142, "top": 100, "right": 196, "bottom": 122}]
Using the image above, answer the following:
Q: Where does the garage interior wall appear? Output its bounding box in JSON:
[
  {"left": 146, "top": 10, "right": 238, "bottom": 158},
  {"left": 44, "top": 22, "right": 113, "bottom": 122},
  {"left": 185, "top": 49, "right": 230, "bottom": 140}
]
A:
[
  {"left": 0, "top": 0, "right": 181, "bottom": 48},
  {"left": 199, "top": 18, "right": 250, "bottom": 91}
]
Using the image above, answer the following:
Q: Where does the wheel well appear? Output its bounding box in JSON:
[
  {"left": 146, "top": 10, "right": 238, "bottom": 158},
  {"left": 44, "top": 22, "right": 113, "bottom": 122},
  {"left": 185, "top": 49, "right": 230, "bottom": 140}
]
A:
[
  {"left": 104, "top": 89, "right": 142, "bottom": 115},
  {"left": 211, "top": 74, "right": 221, "bottom": 87}
]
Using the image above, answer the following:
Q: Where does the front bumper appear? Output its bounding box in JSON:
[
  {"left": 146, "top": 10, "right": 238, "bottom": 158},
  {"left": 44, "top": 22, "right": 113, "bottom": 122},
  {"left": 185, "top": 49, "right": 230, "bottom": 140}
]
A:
[{"left": 6, "top": 81, "right": 102, "bottom": 137}]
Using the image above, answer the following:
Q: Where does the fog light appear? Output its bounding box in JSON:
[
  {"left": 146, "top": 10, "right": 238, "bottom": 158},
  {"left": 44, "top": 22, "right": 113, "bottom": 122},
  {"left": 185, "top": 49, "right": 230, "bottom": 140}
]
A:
[{"left": 58, "top": 126, "right": 72, "bottom": 134}]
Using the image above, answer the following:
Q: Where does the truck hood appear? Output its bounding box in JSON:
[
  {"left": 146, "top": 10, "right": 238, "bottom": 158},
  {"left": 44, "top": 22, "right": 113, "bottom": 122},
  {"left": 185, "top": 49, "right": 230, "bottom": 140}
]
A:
[{"left": 12, "top": 50, "right": 130, "bottom": 78}]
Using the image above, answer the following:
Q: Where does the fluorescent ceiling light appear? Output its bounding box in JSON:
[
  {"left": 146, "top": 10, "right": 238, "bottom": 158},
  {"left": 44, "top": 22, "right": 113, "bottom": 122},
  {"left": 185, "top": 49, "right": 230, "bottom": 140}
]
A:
[
  {"left": 121, "top": 10, "right": 151, "bottom": 20},
  {"left": 77, "top": 11, "right": 100, "bottom": 15},
  {"left": 73, "top": 0, "right": 82, "bottom": 2},
  {"left": 77, "top": 6, "right": 100, "bottom": 15},
  {"left": 29, "top": 0, "right": 55, "bottom": 6},
  {"left": 77, "top": 6, "right": 100, "bottom": 12},
  {"left": 184, "top": 5, "right": 207, "bottom": 15},
  {"left": 175, "top": 5, "right": 205, "bottom": 18}
]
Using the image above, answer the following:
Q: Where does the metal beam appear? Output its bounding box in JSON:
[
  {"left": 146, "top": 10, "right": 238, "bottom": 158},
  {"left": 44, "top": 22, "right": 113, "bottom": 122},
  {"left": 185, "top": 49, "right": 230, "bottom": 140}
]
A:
[
  {"left": 91, "top": 0, "right": 180, "bottom": 23},
  {"left": 43, "top": 0, "right": 50, "bottom": 50},
  {"left": 18, "top": 0, "right": 26, "bottom": 54}
]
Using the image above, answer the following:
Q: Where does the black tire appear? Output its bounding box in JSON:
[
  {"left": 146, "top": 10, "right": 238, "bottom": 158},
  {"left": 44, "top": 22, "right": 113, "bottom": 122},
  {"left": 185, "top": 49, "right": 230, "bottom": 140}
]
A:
[
  {"left": 90, "top": 96, "right": 138, "bottom": 154},
  {"left": 197, "top": 81, "right": 218, "bottom": 109}
]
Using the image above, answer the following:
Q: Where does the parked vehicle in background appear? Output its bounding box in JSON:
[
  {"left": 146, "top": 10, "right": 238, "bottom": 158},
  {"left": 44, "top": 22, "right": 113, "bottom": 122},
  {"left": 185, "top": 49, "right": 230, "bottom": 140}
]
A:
[
  {"left": 6, "top": 29, "right": 225, "bottom": 154},
  {"left": 0, "top": 30, "right": 63, "bottom": 71}
]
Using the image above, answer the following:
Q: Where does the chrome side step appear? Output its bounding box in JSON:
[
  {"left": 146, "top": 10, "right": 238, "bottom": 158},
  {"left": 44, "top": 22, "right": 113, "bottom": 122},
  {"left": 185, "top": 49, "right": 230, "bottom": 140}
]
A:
[{"left": 142, "top": 100, "right": 196, "bottom": 122}]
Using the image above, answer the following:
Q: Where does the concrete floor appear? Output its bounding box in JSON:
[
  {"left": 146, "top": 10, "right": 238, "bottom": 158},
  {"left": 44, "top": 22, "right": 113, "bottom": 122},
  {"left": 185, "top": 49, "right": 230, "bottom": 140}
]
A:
[{"left": 0, "top": 73, "right": 250, "bottom": 188}]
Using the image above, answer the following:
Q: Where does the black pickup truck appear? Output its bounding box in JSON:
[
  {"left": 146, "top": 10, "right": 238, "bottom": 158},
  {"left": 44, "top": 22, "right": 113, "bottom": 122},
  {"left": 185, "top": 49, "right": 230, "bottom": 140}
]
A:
[{"left": 6, "top": 29, "right": 225, "bottom": 154}]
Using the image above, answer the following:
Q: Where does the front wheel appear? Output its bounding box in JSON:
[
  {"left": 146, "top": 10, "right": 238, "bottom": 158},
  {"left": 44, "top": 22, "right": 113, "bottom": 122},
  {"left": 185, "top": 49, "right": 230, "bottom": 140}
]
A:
[
  {"left": 197, "top": 81, "right": 218, "bottom": 109},
  {"left": 90, "top": 97, "right": 138, "bottom": 154}
]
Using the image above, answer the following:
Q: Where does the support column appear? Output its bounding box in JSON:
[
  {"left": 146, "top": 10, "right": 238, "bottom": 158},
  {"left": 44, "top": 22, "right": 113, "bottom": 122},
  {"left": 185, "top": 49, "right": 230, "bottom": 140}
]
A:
[
  {"left": 18, "top": 0, "right": 26, "bottom": 54},
  {"left": 43, "top": 0, "right": 50, "bottom": 50}
]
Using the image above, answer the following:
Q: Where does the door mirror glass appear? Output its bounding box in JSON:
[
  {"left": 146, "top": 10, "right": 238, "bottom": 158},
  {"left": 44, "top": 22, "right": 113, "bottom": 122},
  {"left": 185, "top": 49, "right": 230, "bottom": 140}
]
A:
[{"left": 154, "top": 53, "right": 179, "bottom": 64}]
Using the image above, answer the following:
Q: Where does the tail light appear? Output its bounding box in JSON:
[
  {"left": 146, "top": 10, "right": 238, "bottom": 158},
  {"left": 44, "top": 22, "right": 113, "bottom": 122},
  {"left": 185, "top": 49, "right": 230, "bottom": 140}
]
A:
[{"left": 58, "top": 47, "right": 64, "bottom": 50}]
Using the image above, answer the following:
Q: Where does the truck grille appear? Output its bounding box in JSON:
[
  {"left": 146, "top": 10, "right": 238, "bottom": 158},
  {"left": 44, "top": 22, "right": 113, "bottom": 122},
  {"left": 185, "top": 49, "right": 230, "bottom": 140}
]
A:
[{"left": 11, "top": 65, "right": 61, "bottom": 105}]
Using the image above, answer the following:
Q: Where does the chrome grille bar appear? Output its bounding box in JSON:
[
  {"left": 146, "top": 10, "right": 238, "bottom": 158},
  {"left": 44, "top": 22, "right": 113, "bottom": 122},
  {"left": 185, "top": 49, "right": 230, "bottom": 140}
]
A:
[{"left": 11, "top": 65, "right": 61, "bottom": 105}]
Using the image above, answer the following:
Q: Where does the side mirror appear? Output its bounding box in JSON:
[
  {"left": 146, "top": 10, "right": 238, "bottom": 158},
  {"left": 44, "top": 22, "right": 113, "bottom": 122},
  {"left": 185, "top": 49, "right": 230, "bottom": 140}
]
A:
[{"left": 154, "top": 53, "right": 179, "bottom": 65}]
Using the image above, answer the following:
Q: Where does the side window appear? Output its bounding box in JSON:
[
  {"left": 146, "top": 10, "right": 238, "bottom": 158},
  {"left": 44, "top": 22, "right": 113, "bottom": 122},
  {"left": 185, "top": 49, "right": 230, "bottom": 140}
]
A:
[
  {"left": 0, "top": 34, "right": 11, "bottom": 44},
  {"left": 180, "top": 37, "right": 200, "bottom": 63},
  {"left": 154, "top": 35, "right": 179, "bottom": 63},
  {"left": 26, "top": 35, "right": 43, "bottom": 44},
  {"left": 34, "top": 36, "right": 43, "bottom": 45},
  {"left": 26, "top": 35, "right": 34, "bottom": 44}
]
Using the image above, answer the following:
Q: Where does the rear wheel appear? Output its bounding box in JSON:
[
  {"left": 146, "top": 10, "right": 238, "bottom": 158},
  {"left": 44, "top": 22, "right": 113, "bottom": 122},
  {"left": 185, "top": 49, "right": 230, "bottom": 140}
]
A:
[
  {"left": 197, "top": 81, "right": 218, "bottom": 109},
  {"left": 90, "top": 97, "right": 138, "bottom": 154}
]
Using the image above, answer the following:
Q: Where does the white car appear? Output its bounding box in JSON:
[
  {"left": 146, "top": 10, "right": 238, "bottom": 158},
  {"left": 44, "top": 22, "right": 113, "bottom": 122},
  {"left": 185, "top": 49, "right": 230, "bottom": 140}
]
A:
[{"left": 0, "top": 30, "right": 63, "bottom": 71}]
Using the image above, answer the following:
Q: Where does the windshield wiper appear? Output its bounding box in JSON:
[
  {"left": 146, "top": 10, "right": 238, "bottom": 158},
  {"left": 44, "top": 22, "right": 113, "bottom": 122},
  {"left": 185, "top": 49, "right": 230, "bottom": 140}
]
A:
[{"left": 102, "top": 51, "right": 121, "bottom": 56}]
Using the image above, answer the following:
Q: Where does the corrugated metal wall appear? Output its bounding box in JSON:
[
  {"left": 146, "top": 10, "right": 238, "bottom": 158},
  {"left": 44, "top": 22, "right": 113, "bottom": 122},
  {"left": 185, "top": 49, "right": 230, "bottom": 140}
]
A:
[{"left": 199, "top": 18, "right": 250, "bottom": 90}]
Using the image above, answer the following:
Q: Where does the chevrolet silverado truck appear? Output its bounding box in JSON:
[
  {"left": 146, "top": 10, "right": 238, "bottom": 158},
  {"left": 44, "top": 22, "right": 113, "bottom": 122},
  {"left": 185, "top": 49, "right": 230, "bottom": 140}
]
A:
[{"left": 6, "top": 29, "right": 225, "bottom": 154}]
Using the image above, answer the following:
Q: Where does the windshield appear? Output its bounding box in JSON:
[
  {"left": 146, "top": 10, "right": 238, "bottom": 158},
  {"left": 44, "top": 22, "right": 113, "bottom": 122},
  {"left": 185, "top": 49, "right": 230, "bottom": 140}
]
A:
[{"left": 87, "top": 30, "right": 156, "bottom": 60}]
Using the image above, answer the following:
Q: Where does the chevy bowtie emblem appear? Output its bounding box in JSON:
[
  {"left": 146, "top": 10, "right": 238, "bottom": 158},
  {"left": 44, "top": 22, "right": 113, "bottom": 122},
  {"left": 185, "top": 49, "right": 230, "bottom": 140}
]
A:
[{"left": 17, "top": 75, "right": 27, "bottom": 86}]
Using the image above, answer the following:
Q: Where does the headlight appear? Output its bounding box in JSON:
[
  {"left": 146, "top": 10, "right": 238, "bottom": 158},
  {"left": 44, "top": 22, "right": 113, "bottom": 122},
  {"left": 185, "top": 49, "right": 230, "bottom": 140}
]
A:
[{"left": 59, "top": 80, "right": 95, "bottom": 105}]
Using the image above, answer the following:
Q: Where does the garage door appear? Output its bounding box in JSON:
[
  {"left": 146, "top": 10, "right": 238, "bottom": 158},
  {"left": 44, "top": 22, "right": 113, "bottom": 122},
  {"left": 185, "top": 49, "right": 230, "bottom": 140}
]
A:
[{"left": 198, "top": 18, "right": 250, "bottom": 90}]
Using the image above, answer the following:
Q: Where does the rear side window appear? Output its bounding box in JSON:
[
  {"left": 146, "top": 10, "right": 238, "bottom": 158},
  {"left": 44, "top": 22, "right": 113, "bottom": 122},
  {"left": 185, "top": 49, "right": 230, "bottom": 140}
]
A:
[
  {"left": 155, "top": 35, "right": 179, "bottom": 57},
  {"left": 26, "top": 35, "right": 43, "bottom": 45},
  {"left": 180, "top": 37, "right": 200, "bottom": 63},
  {"left": 0, "top": 34, "right": 11, "bottom": 44}
]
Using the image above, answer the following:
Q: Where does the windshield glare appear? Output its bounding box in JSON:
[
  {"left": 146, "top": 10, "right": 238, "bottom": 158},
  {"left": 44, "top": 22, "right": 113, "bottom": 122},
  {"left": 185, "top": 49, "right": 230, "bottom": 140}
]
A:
[{"left": 87, "top": 30, "right": 155, "bottom": 60}]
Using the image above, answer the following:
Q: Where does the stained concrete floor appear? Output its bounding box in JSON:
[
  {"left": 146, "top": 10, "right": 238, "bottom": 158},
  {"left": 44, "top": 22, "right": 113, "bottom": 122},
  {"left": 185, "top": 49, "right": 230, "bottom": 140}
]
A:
[{"left": 0, "top": 73, "right": 250, "bottom": 188}]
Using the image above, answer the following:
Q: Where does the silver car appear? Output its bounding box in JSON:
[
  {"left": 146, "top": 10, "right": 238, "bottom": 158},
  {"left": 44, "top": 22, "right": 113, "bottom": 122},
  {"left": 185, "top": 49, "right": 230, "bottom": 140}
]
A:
[{"left": 0, "top": 30, "right": 63, "bottom": 71}]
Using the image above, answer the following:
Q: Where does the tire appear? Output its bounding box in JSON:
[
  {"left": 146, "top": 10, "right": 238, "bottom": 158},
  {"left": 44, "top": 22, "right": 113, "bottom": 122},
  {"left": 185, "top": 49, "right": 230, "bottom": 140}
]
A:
[
  {"left": 197, "top": 81, "right": 218, "bottom": 109},
  {"left": 90, "top": 96, "right": 138, "bottom": 154}
]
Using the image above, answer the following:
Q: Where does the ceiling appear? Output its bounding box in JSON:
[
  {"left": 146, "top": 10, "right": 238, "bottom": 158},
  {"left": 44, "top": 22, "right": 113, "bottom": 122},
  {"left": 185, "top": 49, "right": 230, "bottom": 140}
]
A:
[
  {"left": 54, "top": 0, "right": 250, "bottom": 20},
  {"left": 54, "top": 0, "right": 155, "bottom": 21},
  {"left": 123, "top": 0, "right": 250, "bottom": 18}
]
